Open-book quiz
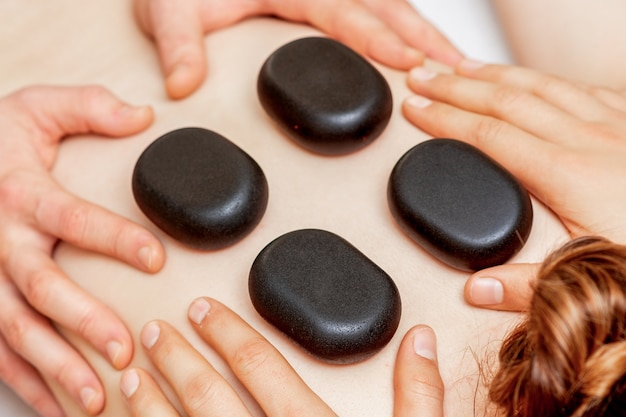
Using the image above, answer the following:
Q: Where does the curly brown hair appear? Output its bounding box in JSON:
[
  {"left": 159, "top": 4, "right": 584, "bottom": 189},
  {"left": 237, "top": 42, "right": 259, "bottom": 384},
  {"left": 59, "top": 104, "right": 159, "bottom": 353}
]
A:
[{"left": 489, "top": 236, "right": 626, "bottom": 416}]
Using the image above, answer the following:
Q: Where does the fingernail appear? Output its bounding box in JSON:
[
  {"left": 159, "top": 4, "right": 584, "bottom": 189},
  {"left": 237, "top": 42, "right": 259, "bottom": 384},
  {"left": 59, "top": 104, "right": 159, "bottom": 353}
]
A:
[
  {"left": 469, "top": 277, "right": 504, "bottom": 305},
  {"left": 413, "top": 327, "right": 437, "bottom": 361},
  {"left": 80, "top": 387, "right": 97, "bottom": 412},
  {"left": 106, "top": 340, "right": 123, "bottom": 366},
  {"left": 137, "top": 246, "right": 154, "bottom": 271},
  {"left": 120, "top": 370, "right": 140, "bottom": 399},
  {"left": 188, "top": 298, "right": 211, "bottom": 325},
  {"left": 458, "top": 58, "right": 485, "bottom": 71},
  {"left": 141, "top": 322, "right": 160, "bottom": 349},
  {"left": 119, "top": 103, "right": 149, "bottom": 116},
  {"left": 405, "top": 95, "right": 432, "bottom": 109},
  {"left": 409, "top": 66, "right": 437, "bottom": 81}
]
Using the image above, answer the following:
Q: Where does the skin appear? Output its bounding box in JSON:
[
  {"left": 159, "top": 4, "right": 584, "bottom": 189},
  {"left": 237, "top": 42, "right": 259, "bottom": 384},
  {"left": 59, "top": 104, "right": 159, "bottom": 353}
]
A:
[
  {"left": 132, "top": 0, "right": 463, "bottom": 99},
  {"left": 491, "top": 0, "right": 626, "bottom": 91},
  {"left": 118, "top": 59, "right": 626, "bottom": 417},
  {"left": 46, "top": 16, "right": 505, "bottom": 415},
  {"left": 1, "top": 3, "right": 464, "bottom": 415},
  {"left": 13, "top": 3, "right": 622, "bottom": 415},
  {"left": 0, "top": 86, "right": 166, "bottom": 417},
  {"left": 120, "top": 298, "right": 445, "bottom": 417},
  {"left": 402, "top": 60, "right": 626, "bottom": 312}
]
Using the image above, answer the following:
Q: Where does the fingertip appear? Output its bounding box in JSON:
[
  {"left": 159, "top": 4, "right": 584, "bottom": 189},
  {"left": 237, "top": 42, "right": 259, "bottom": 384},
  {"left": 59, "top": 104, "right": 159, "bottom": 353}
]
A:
[
  {"left": 401, "top": 94, "right": 433, "bottom": 129},
  {"left": 165, "top": 62, "right": 205, "bottom": 100},
  {"left": 80, "top": 87, "right": 152, "bottom": 136},
  {"left": 106, "top": 335, "right": 134, "bottom": 370},
  {"left": 369, "top": 37, "right": 425, "bottom": 70},
  {"left": 455, "top": 58, "right": 486, "bottom": 74},
  {"left": 465, "top": 275, "right": 504, "bottom": 307},
  {"left": 394, "top": 325, "right": 444, "bottom": 417},
  {"left": 188, "top": 297, "right": 211, "bottom": 326},
  {"left": 133, "top": 105, "right": 154, "bottom": 127},
  {"left": 106, "top": 340, "right": 124, "bottom": 369},
  {"left": 120, "top": 369, "right": 140, "bottom": 399},
  {"left": 79, "top": 385, "right": 104, "bottom": 416},
  {"left": 397, "top": 46, "right": 425, "bottom": 69},
  {"left": 140, "top": 321, "right": 161, "bottom": 350},
  {"left": 465, "top": 263, "right": 538, "bottom": 312},
  {"left": 404, "top": 95, "right": 433, "bottom": 110},
  {"left": 396, "top": 324, "right": 439, "bottom": 368},
  {"left": 119, "top": 103, "right": 153, "bottom": 121},
  {"left": 119, "top": 366, "right": 178, "bottom": 415},
  {"left": 411, "top": 325, "right": 437, "bottom": 362},
  {"left": 439, "top": 49, "right": 465, "bottom": 67},
  {"left": 136, "top": 240, "right": 166, "bottom": 273}
]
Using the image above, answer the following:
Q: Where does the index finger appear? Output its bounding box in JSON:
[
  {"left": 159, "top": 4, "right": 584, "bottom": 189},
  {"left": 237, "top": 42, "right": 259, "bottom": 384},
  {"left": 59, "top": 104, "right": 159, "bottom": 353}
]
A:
[
  {"left": 270, "top": 0, "right": 424, "bottom": 69},
  {"left": 34, "top": 178, "right": 165, "bottom": 273},
  {"left": 362, "top": 0, "right": 463, "bottom": 66},
  {"left": 187, "top": 297, "right": 338, "bottom": 417},
  {"left": 139, "top": 320, "right": 251, "bottom": 417}
]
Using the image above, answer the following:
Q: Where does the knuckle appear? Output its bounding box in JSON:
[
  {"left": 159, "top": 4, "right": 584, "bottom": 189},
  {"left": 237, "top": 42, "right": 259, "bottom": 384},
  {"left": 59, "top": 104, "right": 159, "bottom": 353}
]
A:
[
  {"left": 230, "top": 336, "right": 273, "bottom": 378},
  {"left": 24, "top": 269, "right": 54, "bottom": 309},
  {"left": 472, "top": 116, "right": 506, "bottom": 147},
  {"left": 75, "top": 306, "right": 101, "bottom": 339},
  {"left": 3, "top": 314, "right": 30, "bottom": 352},
  {"left": 490, "top": 85, "right": 528, "bottom": 113},
  {"left": 182, "top": 373, "right": 223, "bottom": 413},
  {"left": 58, "top": 204, "right": 91, "bottom": 245},
  {"left": 0, "top": 171, "right": 31, "bottom": 211},
  {"left": 404, "top": 367, "right": 445, "bottom": 403}
]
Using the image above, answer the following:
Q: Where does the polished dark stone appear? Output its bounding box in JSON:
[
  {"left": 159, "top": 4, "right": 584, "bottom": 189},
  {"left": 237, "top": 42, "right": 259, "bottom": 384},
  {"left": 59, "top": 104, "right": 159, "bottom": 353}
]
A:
[
  {"left": 132, "top": 127, "right": 268, "bottom": 250},
  {"left": 257, "top": 37, "right": 393, "bottom": 155},
  {"left": 249, "top": 229, "right": 401, "bottom": 363},
  {"left": 387, "top": 139, "right": 533, "bottom": 271}
]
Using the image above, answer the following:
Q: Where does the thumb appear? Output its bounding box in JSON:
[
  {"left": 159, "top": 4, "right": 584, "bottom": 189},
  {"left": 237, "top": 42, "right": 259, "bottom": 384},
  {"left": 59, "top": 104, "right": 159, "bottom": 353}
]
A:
[
  {"left": 393, "top": 325, "right": 444, "bottom": 417},
  {"left": 464, "top": 263, "right": 540, "bottom": 312},
  {"left": 134, "top": 0, "right": 206, "bottom": 99}
]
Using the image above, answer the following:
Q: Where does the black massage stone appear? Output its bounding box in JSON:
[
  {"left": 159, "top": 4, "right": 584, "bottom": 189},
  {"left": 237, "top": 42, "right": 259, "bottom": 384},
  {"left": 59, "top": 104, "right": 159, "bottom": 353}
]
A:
[
  {"left": 257, "top": 37, "right": 393, "bottom": 155},
  {"left": 249, "top": 229, "right": 401, "bottom": 363},
  {"left": 388, "top": 139, "right": 533, "bottom": 271},
  {"left": 132, "top": 127, "right": 268, "bottom": 250}
]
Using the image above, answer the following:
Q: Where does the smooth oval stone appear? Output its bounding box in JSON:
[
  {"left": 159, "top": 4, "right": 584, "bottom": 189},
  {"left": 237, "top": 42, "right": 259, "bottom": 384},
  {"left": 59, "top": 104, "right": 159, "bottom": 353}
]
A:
[
  {"left": 257, "top": 37, "right": 393, "bottom": 155},
  {"left": 249, "top": 229, "right": 401, "bottom": 363},
  {"left": 132, "top": 127, "right": 268, "bottom": 250},
  {"left": 387, "top": 138, "right": 533, "bottom": 271}
]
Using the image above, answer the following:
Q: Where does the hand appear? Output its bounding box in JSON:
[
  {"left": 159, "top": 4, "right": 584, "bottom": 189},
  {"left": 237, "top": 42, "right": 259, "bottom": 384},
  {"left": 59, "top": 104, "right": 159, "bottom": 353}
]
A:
[
  {"left": 120, "top": 298, "right": 444, "bottom": 416},
  {"left": 402, "top": 60, "right": 626, "bottom": 311},
  {"left": 0, "top": 86, "right": 166, "bottom": 417},
  {"left": 133, "top": 0, "right": 463, "bottom": 99}
]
